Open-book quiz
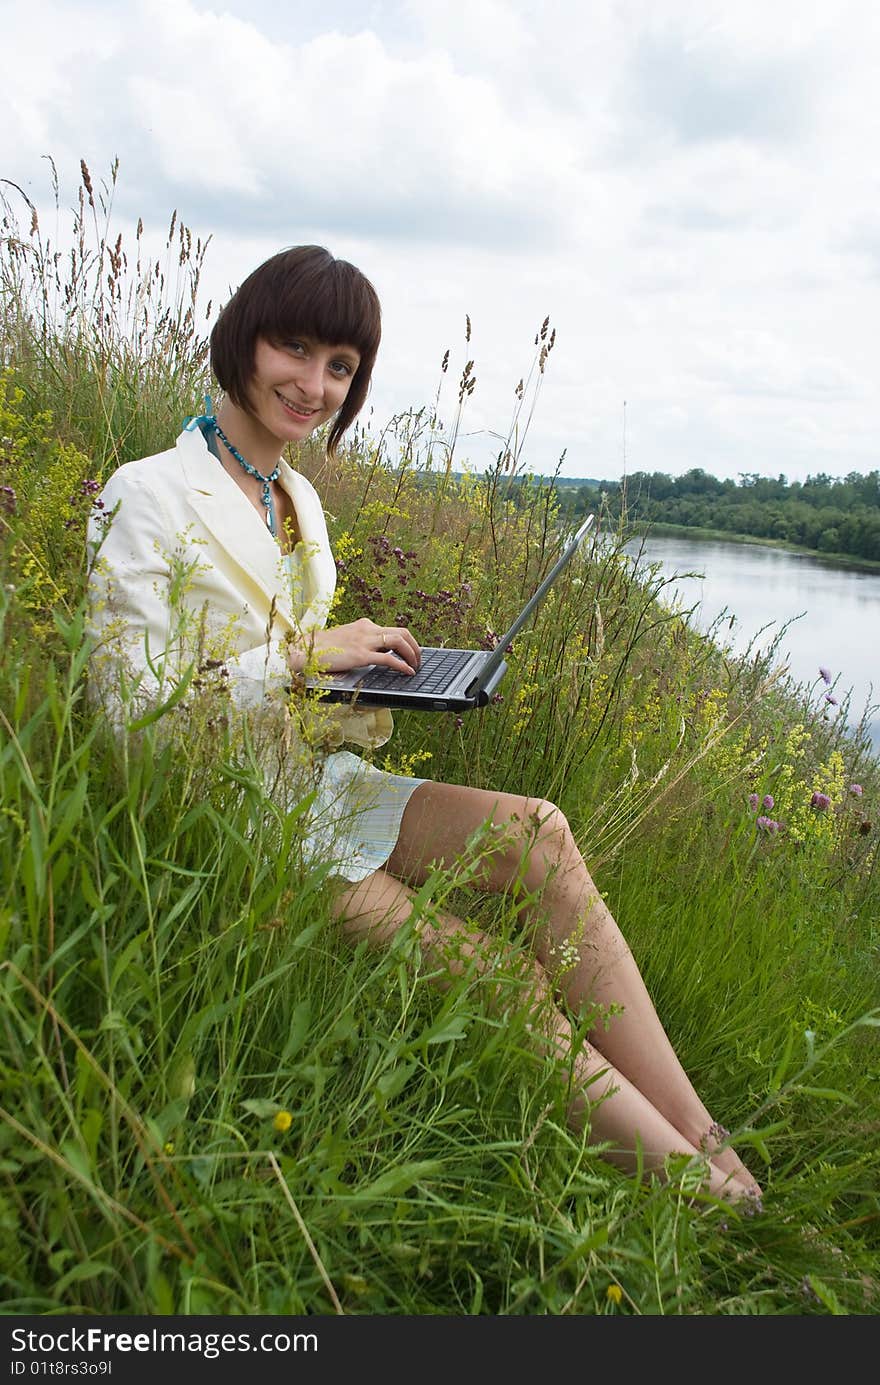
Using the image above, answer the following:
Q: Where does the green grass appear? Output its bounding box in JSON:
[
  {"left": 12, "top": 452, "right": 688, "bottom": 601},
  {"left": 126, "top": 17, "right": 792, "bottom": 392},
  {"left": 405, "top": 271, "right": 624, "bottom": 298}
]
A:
[{"left": 0, "top": 162, "right": 878, "bottom": 1316}]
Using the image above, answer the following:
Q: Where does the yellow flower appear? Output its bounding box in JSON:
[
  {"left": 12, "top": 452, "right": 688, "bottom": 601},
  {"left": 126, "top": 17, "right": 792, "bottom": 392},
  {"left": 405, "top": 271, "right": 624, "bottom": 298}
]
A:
[
  {"left": 163, "top": 1141, "right": 175, "bottom": 1156},
  {"left": 606, "top": 1283, "right": 623, "bottom": 1305},
  {"left": 273, "top": 1109, "right": 293, "bottom": 1133}
]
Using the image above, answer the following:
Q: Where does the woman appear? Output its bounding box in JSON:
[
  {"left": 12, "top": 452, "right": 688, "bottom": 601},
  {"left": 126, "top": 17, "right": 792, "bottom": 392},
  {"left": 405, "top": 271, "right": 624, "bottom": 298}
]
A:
[{"left": 87, "top": 245, "right": 762, "bottom": 1207}]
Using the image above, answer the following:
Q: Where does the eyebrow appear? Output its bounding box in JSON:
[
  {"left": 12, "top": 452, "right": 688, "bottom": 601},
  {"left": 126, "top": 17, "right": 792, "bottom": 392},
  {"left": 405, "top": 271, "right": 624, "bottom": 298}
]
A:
[
  {"left": 328, "top": 344, "right": 361, "bottom": 365},
  {"left": 288, "top": 333, "right": 360, "bottom": 361}
]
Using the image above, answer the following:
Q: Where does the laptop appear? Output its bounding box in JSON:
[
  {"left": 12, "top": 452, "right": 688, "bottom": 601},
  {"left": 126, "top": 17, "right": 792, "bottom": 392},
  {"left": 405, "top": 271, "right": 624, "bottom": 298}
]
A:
[{"left": 304, "top": 513, "right": 595, "bottom": 712}]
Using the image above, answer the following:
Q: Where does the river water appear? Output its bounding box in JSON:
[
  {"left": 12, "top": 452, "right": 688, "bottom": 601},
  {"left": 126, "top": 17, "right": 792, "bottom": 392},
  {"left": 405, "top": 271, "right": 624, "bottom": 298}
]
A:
[{"left": 621, "top": 533, "right": 880, "bottom": 755}]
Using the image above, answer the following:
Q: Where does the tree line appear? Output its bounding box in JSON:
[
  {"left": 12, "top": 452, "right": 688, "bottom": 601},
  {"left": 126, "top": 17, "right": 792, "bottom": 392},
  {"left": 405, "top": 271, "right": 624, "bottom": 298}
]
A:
[{"left": 553, "top": 467, "right": 880, "bottom": 562}]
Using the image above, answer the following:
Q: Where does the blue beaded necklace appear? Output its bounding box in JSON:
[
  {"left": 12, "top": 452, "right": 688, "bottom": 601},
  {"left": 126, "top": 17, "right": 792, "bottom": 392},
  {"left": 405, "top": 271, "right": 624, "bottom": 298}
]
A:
[
  {"left": 182, "top": 397, "right": 283, "bottom": 540},
  {"left": 213, "top": 422, "right": 280, "bottom": 539}
]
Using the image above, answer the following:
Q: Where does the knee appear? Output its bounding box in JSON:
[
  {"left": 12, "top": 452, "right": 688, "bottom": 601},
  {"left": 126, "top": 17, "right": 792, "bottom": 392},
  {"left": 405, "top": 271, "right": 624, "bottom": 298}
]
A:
[
  {"left": 516, "top": 798, "right": 593, "bottom": 902},
  {"left": 424, "top": 916, "right": 553, "bottom": 1010},
  {"left": 417, "top": 916, "right": 495, "bottom": 978},
  {"left": 526, "top": 798, "right": 577, "bottom": 860}
]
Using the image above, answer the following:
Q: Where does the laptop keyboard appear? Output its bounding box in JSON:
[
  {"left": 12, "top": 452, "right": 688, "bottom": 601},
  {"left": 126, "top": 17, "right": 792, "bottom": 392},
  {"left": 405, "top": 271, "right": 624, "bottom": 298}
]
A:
[{"left": 357, "top": 647, "right": 474, "bottom": 693}]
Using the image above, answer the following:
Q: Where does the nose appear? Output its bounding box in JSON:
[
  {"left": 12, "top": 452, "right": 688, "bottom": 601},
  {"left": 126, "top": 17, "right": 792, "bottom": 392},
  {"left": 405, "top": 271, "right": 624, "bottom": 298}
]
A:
[{"left": 294, "top": 355, "right": 325, "bottom": 403}]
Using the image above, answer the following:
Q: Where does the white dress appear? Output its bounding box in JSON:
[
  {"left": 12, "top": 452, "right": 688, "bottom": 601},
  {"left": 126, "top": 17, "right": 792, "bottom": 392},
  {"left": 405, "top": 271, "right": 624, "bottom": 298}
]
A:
[
  {"left": 86, "top": 429, "right": 426, "bottom": 888},
  {"left": 304, "top": 746, "right": 426, "bottom": 883},
  {"left": 281, "top": 549, "right": 426, "bottom": 883}
]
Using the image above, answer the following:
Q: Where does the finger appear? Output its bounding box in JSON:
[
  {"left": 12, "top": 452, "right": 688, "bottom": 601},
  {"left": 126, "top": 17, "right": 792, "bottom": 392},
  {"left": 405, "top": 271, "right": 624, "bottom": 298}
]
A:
[
  {"left": 371, "top": 649, "right": 416, "bottom": 675},
  {"left": 381, "top": 626, "right": 421, "bottom": 669},
  {"left": 386, "top": 636, "right": 419, "bottom": 671},
  {"left": 399, "top": 628, "right": 421, "bottom": 667}
]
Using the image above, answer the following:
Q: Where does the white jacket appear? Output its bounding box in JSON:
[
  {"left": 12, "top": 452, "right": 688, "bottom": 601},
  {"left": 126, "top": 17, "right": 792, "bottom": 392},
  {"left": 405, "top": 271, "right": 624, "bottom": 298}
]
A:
[{"left": 86, "top": 425, "right": 393, "bottom": 750}]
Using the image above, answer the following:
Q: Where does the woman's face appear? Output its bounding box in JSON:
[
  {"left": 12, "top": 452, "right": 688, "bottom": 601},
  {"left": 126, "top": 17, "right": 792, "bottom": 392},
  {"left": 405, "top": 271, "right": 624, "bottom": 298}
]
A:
[{"left": 246, "top": 335, "right": 361, "bottom": 443}]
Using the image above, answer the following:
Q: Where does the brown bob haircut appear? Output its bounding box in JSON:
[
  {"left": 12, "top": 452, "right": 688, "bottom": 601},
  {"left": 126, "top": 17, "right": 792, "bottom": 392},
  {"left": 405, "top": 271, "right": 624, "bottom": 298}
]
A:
[{"left": 210, "top": 245, "right": 382, "bottom": 455}]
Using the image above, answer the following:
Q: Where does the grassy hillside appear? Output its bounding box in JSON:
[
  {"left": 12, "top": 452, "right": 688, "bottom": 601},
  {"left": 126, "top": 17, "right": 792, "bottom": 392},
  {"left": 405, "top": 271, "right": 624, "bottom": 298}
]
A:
[{"left": 1, "top": 164, "right": 878, "bottom": 1316}]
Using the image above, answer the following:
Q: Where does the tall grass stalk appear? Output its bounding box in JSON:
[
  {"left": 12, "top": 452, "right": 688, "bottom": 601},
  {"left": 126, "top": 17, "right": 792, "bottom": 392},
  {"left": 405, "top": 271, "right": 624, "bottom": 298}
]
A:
[{"left": 1, "top": 159, "right": 211, "bottom": 470}]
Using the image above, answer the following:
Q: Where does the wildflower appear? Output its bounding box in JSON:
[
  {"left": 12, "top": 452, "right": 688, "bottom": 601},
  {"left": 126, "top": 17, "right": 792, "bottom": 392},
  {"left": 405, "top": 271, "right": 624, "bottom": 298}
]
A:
[
  {"left": 273, "top": 1109, "right": 293, "bottom": 1133},
  {"left": 849, "top": 783, "right": 863, "bottom": 797},
  {"left": 819, "top": 666, "right": 832, "bottom": 685},
  {"left": 551, "top": 938, "right": 581, "bottom": 971},
  {"left": 0, "top": 485, "right": 16, "bottom": 515},
  {"left": 756, "top": 816, "right": 779, "bottom": 833},
  {"left": 748, "top": 793, "right": 759, "bottom": 810},
  {"left": 163, "top": 1141, "right": 175, "bottom": 1156},
  {"left": 762, "top": 794, "right": 774, "bottom": 810},
  {"left": 810, "top": 792, "right": 831, "bottom": 810},
  {"left": 825, "top": 692, "right": 838, "bottom": 706},
  {"left": 606, "top": 1284, "right": 623, "bottom": 1306}
]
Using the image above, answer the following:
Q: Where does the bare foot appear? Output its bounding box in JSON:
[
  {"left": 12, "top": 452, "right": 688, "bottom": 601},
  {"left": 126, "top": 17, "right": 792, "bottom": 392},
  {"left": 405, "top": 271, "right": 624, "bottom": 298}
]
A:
[
  {"left": 715, "top": 1171, "right": 764, "bottom": 1213},
  {"left": 702, "top": 1122, "right": 764, "bottom": 1204}
]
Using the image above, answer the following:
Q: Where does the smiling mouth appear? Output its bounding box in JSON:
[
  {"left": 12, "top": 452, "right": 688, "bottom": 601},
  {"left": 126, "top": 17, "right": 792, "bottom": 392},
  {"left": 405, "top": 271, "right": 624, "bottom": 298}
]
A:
[{"left": 276, "top": 389, "right": 316, "bottom": 417}]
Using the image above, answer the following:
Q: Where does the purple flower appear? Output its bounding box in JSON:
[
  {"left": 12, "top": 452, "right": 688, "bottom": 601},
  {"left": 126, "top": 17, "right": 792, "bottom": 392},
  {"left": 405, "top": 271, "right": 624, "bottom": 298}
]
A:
[
  {"left": 825, "top": 692, "right": 838, "bottom": 706},
  {"left": 819, "top": 666, "right": 832, "bottom": 685},
  {"left": 811, "top": 792, "right": 831, "bottom": 810},
  {"left": 748, "top": 793, "right": 759, "bottom": 811},
  {"left": 756, "top": 816, "right": 779, "bottom": 833},
  {"left": 849, "top": 783, "right": 863, "bottom": 797},
  {"left": 762, "top": 794, "right": 774, "bottom": 810}
]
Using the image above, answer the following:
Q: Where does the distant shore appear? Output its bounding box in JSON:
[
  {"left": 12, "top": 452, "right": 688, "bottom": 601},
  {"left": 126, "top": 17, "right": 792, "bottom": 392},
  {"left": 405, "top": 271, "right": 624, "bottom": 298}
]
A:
[{"left": 625, "top": 520, "right": 880, "bottom": 573}]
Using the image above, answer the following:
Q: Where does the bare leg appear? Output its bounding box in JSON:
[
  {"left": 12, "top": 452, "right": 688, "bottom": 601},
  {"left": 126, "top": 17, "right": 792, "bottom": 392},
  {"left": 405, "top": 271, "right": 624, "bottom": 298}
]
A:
[
  {"left": 333, "top": 867, "right": 744, "bottom": 1198},
  {"left": 385, "top": 781, "right": 762, "bottom": 1199},
  {"left": 332, "top": 787, "right": 760, "bottom": 1202}
]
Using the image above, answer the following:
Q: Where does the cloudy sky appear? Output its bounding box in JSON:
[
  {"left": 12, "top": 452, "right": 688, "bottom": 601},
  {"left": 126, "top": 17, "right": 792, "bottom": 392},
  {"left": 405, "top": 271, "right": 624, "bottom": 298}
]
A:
[{"left": 3, "top": 0, "right": 879, "bottom": 482}]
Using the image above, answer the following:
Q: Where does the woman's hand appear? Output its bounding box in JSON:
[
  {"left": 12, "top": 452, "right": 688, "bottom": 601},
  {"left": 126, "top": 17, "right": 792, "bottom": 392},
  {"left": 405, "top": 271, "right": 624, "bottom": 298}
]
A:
[{"left": 288, "top": 618, "right": 421, "bottom": 676}]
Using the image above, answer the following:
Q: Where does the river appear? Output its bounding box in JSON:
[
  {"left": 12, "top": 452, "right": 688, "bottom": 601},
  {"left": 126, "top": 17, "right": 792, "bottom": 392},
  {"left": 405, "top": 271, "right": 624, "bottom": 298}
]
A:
[{"left": 621, "top": 532, "right": 880, "bottom": 756}]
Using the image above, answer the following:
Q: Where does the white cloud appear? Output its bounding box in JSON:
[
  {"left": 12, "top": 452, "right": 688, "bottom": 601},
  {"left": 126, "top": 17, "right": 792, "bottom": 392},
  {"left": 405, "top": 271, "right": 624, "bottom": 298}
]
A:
[
  {"left": 2, "top": 0, "right": 579, "bottom": 245},
  {"left": 2, "top": 0, "right": 880, "bottom": 483}
]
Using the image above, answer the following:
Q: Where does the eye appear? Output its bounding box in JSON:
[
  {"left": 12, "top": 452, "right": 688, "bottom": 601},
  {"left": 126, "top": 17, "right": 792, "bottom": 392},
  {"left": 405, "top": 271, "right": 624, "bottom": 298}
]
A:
[
  {"left": 329, "top": 359, "right": 355, "bottom": 378},
  {"left": 285, "top": 340, "right": 307, "bottom": 356}
]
